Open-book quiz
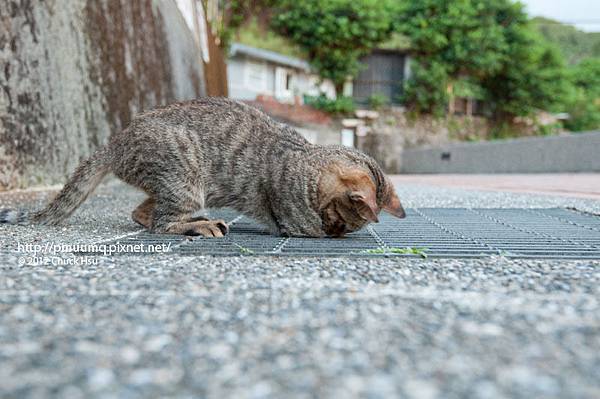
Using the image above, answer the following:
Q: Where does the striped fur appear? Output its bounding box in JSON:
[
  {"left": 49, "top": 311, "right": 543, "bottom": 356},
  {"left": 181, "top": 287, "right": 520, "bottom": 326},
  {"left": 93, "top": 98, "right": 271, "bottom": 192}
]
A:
[{"left": 0, "top": 209, "right": 29, "bottom": 224}]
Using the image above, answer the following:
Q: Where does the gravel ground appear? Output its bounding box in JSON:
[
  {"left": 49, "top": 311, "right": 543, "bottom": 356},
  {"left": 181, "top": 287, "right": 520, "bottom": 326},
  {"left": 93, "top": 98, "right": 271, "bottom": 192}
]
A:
[{"left": 1, "top": 180, "right": 599, "bottom": 398}]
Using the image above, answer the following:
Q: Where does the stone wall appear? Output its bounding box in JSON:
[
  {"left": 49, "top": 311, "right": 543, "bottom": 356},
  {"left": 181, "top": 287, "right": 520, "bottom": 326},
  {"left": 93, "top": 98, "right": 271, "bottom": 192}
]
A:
[
  {"left": 400, "top": 131, "right": 600, "bottom": 174},
  {"left": 0, "top": 0, "right": 206, "bottom": 189},
  {"left": 356, "top": 108, "right": 491, "bottom": 174}
]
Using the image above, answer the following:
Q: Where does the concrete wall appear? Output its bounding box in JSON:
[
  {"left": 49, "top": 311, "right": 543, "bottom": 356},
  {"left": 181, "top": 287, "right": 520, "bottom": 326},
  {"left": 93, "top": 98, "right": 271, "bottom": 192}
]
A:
[
  {"left": 0, "top": 0, "right": 206, "bottom": 189},
  {"left": 400, "top": 131, "right": 600, "bottom": 173}
]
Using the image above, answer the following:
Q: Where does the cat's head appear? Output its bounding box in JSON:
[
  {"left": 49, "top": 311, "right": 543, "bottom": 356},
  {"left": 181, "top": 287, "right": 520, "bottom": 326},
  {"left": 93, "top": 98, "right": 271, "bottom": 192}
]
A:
[{"left": 318, "top": 161, "right": 405, "bottom": 237}]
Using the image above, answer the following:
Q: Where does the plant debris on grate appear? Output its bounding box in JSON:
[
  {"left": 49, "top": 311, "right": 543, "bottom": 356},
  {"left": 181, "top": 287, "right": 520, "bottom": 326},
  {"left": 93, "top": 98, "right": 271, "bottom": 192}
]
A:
[{"left": 98, "top": 208, "right": 600, "bottom": 259}]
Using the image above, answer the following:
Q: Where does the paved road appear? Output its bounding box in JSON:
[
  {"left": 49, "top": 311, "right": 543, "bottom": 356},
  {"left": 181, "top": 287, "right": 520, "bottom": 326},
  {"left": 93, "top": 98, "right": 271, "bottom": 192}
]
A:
[
  {"left": 1, "top": 180, "right": 599, "bottom": 398},
  {"left": 392, "top": 174, "right": 600, "bottom": 200}
]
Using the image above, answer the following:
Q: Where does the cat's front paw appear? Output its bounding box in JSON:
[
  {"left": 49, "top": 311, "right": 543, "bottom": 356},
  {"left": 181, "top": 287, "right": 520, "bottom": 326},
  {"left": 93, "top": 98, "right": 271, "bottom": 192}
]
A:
[{"left": 181, "top": 219, "right": 229, "bottom": 238}]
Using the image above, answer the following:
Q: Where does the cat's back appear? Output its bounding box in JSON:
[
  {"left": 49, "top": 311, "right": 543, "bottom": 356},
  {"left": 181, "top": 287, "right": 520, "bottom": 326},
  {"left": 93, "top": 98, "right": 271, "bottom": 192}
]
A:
[
  {"left": 118, "top": 97, "right": 307, "bottom": 151},
  {"left": 136, "top": 97, "right": 264, "bottom": 123}
]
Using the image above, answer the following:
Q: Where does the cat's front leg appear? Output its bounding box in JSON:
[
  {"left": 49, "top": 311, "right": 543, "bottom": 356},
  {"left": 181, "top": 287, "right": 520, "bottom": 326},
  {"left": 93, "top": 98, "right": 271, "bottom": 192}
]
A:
[
  {"left": 150, "top": 196, "right": 228, "bottom": 238},
  {"left": 165, "top": 219, "right": 229, "bottom": 237},
  {"left": 278, "top": 223, "right": 324, "bottom": 238}
]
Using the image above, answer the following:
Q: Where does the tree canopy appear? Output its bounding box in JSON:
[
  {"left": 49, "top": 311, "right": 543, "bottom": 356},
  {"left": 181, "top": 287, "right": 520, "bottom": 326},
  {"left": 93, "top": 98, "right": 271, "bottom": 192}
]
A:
[
  {"left": 270, "top": 0, "right": 395, "bottom": 93},
  {"left": 393, "top": 0, "right": 571, "bottom": 120},
  {"left": 563, "top": 58, "right": 600, "bottom": 131}
]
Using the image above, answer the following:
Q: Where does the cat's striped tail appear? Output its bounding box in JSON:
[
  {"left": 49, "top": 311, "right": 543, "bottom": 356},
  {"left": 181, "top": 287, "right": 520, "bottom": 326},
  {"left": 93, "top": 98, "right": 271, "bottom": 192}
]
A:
[
  {"left": 0, "top": 209, "right": 30, "bottom": 224},
  {"left": 0, "top": 146, "right": 112, "bottom": 226}
]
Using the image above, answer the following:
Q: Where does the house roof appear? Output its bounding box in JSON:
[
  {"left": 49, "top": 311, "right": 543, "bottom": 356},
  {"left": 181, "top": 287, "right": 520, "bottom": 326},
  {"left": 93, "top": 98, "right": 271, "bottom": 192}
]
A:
[{"left": 229, "top": 43, "right": 311, "bottom": 72}]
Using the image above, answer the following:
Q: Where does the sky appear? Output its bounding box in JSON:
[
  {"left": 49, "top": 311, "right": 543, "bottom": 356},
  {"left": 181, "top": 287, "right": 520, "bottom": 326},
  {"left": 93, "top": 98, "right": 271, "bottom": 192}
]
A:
[{"left": 520, "top": 0, "right": 600, "bottom": 32}]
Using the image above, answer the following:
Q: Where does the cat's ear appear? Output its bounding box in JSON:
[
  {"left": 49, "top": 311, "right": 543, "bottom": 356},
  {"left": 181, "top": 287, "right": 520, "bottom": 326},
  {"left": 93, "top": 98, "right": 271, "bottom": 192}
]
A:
[
  {"left": 348, "top": 191, "right": 379, "bottom": 223},
  {"left": 336, "top": 166, "right": 380, "bottom": 223},
  {"left": 383, "top": 190, "right": 406, "bottom": 219}
]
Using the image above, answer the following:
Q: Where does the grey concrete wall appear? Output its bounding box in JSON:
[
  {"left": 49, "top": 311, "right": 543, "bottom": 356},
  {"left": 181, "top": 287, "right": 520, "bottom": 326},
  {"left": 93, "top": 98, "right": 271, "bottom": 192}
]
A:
[
  {"left": 400, "top": 131, "right": 600, "bottom": 173},
  {"left": 0, "top": 0, "right": 205, "bottom": 189}
]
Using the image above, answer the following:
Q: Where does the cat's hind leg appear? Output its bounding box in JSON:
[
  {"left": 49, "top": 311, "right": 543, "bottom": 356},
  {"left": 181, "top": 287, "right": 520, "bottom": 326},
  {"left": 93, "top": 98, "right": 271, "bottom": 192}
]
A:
[
  {"left": 132, "top": 197, "right": 210, "bottom": 229},
  {"left": 150, "top": 197, "right": 228, "bottom": 238},
  {"left": 132, "top": 197, "right": 155, "bottom": 228}
]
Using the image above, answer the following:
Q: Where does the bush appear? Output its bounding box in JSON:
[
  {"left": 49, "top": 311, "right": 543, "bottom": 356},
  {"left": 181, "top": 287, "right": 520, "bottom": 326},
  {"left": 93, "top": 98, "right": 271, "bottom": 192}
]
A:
[
  {"left": 401, "top": 60, "right": 449, "bottom": 117},
  {"left": 563, "top": 58, "right": 600, "bottom": 131},
  {"left": 367, "top": 93, "right": 388, "bottom": 110},
  {"left": 304, "top": 94, "right": 356, "bottom": 115},
  {"left": 489, "top": 122, "right": 521, "bottom": 140},
  {"left": 536, "top": 122, "right": 562, "bottom": 136},
  {"left": 564, "top": 93, "right": 600, "bottom": 131}
]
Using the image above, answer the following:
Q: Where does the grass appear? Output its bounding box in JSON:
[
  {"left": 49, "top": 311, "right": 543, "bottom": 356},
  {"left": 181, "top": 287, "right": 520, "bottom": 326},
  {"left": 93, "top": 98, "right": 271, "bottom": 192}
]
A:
[
  {"left": 235, "top": 18, "right": 306, "bottom": 59},
  {"left": 363, "top": 247, "right": 429, "bottom": 258},
  {"left": 232, "top": 243, "right": 254, "bottom": 255}
]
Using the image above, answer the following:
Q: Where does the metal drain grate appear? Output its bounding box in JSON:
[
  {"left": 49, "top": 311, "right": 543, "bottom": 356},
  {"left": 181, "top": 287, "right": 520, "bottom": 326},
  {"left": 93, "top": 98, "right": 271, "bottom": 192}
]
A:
[{"left": 100, "top": 208, "right": 600, "bottom": 259}]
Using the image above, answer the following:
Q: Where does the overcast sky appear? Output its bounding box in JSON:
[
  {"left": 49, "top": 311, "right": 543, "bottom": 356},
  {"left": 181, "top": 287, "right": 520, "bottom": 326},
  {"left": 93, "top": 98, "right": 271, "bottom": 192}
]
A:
[{"left": 520, "top": 0, "right": 600, "bottom": 31}]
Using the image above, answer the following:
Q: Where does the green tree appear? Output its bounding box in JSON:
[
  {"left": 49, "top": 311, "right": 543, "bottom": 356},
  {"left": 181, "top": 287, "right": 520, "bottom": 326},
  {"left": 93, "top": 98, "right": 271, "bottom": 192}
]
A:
[
  {"left": 395, "top": 0, "right": 570, "bottom": 121},
  {"left": 569, "top": 58, "right": 600, "bottom": 98},
  {"left": 563, "top": 58, "right": 600, "bottom": 131},
  {"left": 481, "top": 31, "right": 570, "bottom": 119},
  {"left": 271, "top": 0, "right": 395, "bottom": 94},
  {"left": 394, "top": 0, "right": 510, "bottom": 78},
  {"left": 213, "top": 0, "right": 281, "bottom": 47},
  {"left": 394, "top": 0, "right": 513, "bottom": 115}
]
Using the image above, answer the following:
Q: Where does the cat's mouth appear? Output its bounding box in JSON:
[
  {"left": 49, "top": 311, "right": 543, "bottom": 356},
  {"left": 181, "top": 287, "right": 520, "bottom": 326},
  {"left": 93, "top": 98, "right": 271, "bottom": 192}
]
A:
[
  {"left": 321, "top": 201, "right": 366, "bottom": 238},
  {"left": 324, "top": 221, "right": 349, "bottom": 238}
]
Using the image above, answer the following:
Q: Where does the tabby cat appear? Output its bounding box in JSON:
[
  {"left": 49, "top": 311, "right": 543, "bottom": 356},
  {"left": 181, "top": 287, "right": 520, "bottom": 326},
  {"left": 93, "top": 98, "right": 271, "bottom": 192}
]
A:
[{"left": 0, "top": 97, "right": 405, "bottom": 237}]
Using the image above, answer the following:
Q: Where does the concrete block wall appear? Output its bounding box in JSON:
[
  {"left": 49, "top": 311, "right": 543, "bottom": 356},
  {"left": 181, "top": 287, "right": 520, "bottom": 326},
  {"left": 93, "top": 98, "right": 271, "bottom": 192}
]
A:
[
  {"left": 0, "top": 0, "right": 206, "bottom": 189},
  {"left": 400, "top": 131, "right": 600, "bottom": 173}
]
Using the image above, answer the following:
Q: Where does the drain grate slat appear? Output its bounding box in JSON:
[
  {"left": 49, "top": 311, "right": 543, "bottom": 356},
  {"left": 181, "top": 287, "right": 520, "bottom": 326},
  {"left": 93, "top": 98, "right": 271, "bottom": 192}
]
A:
[{"left": 89, "top": 208, "right": 600, "bottom": 259}]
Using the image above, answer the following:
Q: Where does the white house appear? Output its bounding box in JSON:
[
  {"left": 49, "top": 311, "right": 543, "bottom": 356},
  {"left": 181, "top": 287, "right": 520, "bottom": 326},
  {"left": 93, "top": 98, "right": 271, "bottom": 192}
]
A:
[{"left": 227, "top": 43, "right": 338, "bottom": 103}]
